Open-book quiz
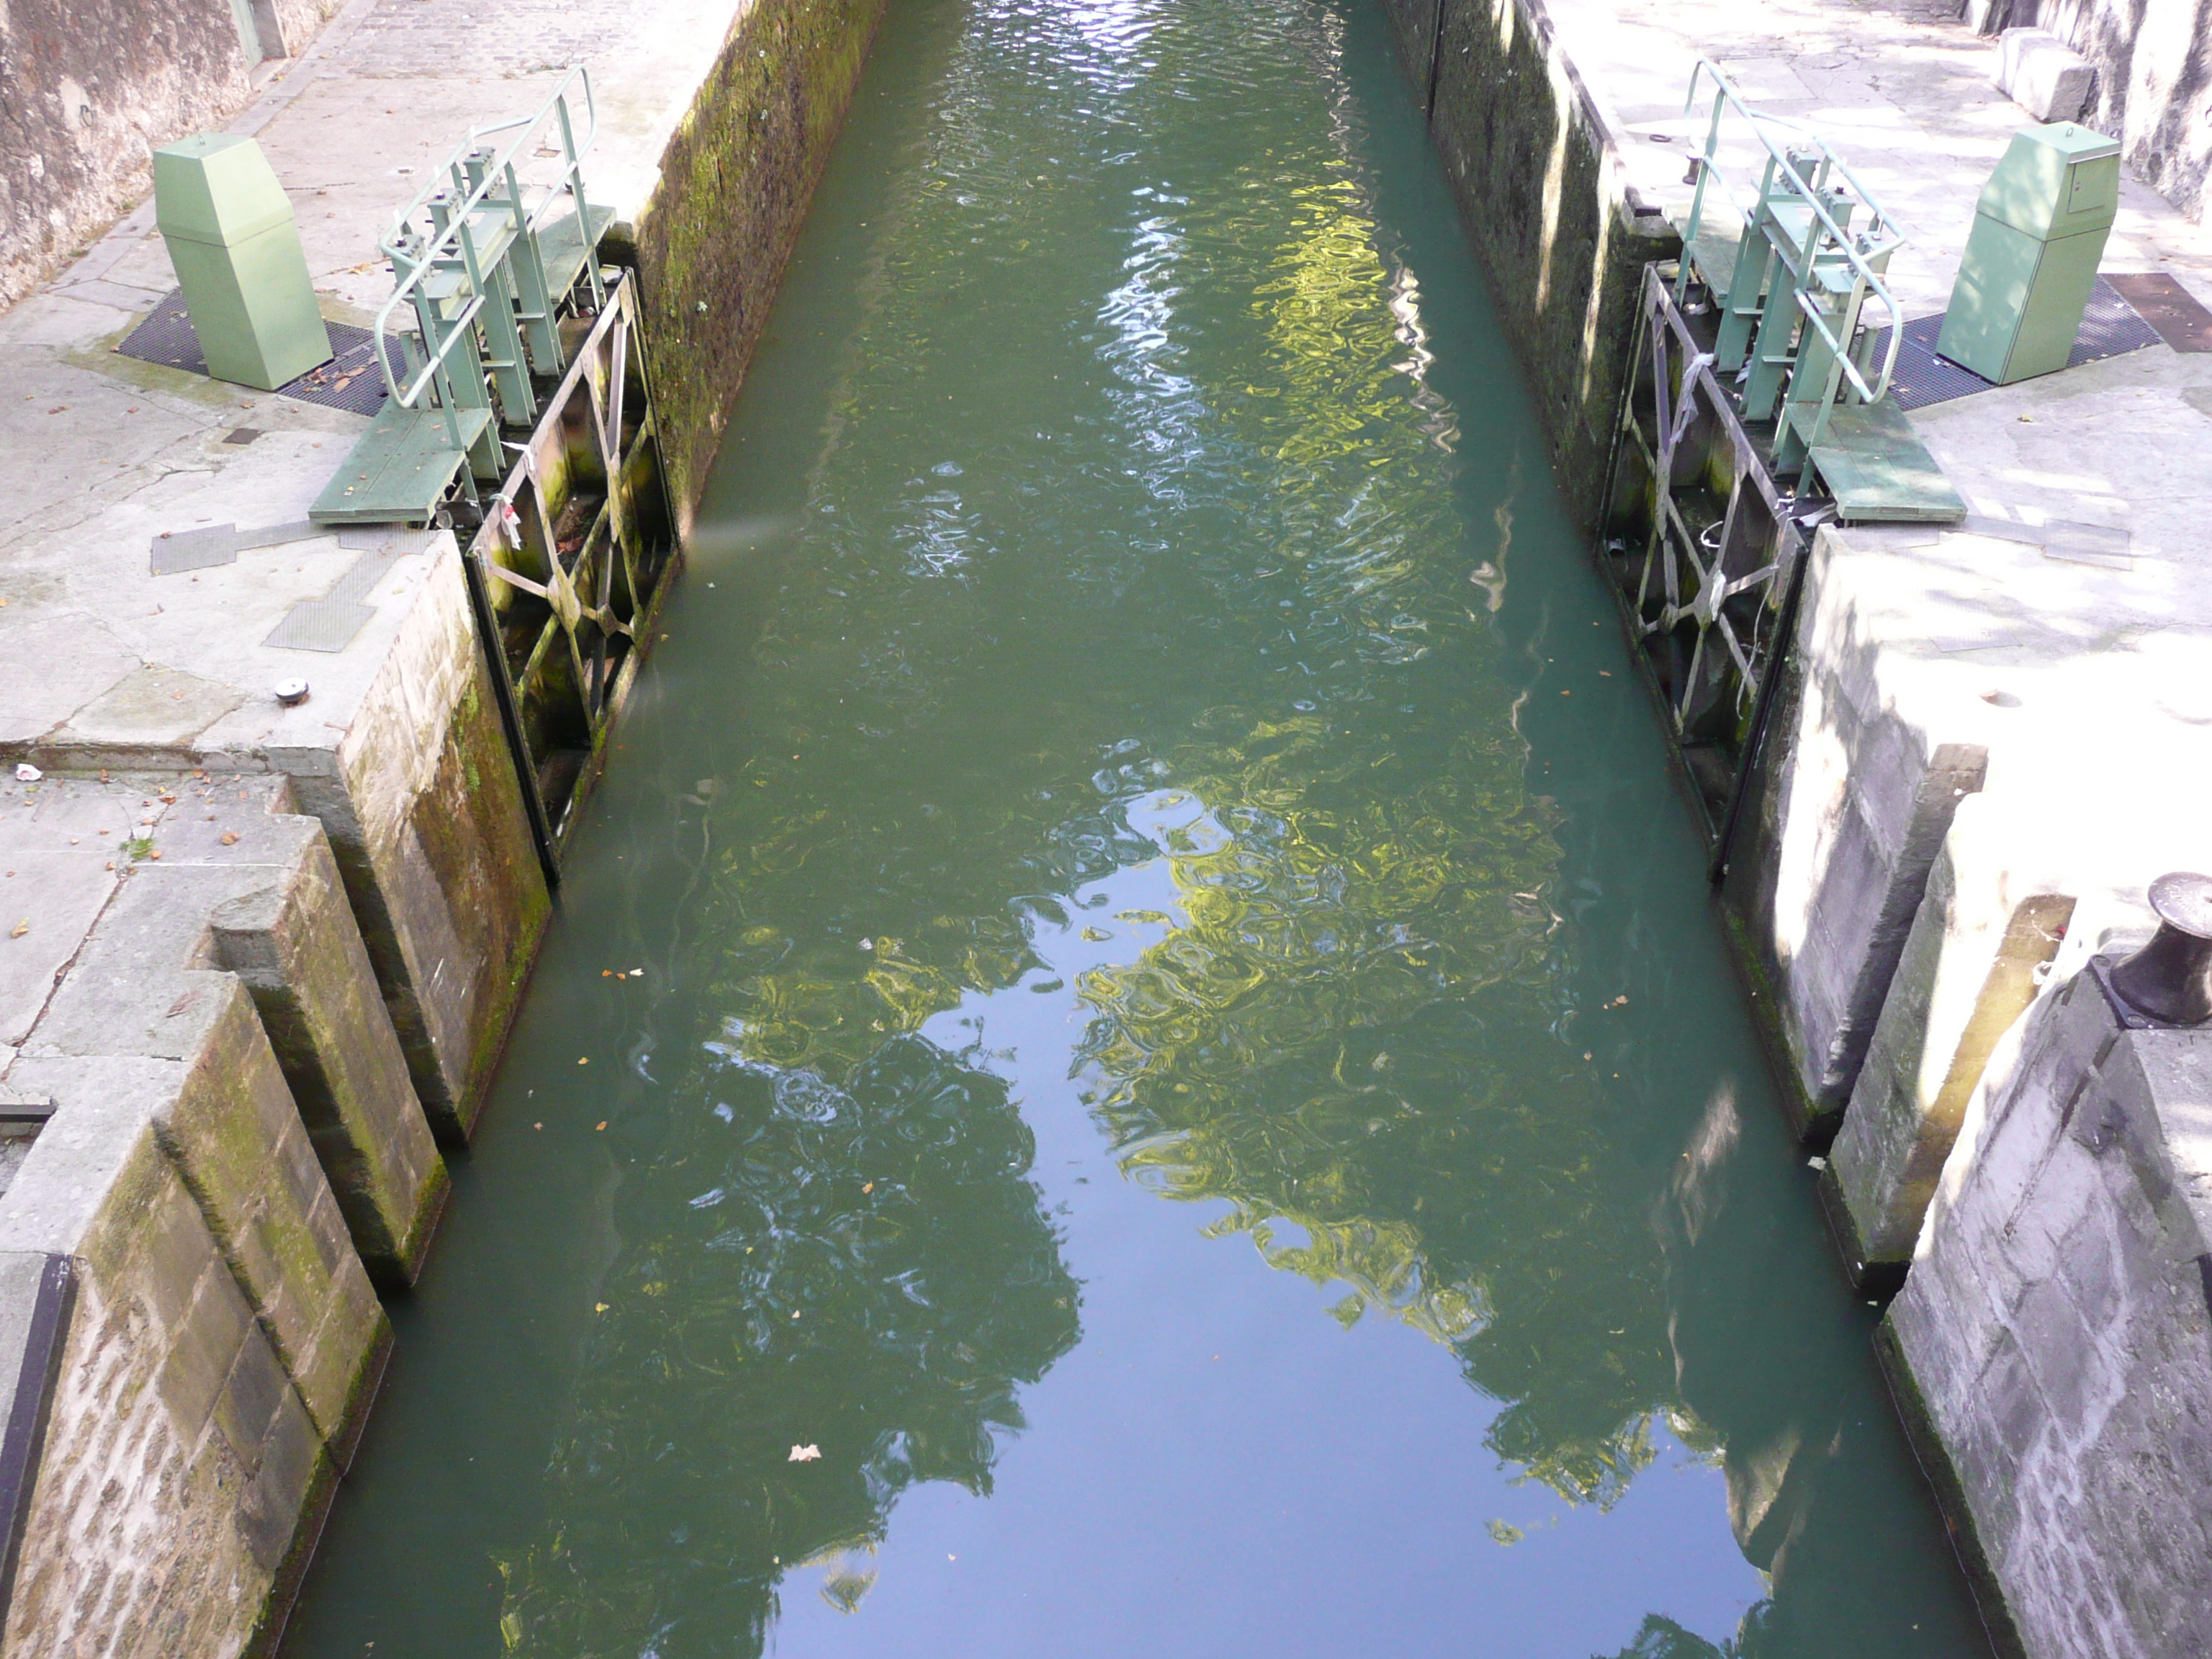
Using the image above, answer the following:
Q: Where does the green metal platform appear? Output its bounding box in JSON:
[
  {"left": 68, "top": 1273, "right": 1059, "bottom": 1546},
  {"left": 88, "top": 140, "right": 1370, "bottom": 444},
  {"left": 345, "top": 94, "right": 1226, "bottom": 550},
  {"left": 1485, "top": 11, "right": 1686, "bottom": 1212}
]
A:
[
  {"left": 309, "top": 403, "right": 493, "bottom": 526},
  {"left": 1804, "top": 397, "right": 1967, "bottom": 524},
  {"left": 537, "top": 204, "right": 617, "bottom": 302}
]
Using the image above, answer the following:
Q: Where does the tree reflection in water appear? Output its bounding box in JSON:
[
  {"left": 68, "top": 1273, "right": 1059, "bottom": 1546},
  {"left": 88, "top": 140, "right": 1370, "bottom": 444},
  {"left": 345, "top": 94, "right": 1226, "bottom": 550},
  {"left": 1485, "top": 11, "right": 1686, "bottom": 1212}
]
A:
[{"left": 493, "top": 1035, "right": 1079, "bottom": 1658}]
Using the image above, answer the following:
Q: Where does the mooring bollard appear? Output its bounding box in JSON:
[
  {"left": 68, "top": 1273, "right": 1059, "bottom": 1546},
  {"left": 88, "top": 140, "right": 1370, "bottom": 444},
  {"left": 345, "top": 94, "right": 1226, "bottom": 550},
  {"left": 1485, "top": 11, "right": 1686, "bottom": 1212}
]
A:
[{"left": 2098, "top": 871, "right": 2212, "bottom": 1027}]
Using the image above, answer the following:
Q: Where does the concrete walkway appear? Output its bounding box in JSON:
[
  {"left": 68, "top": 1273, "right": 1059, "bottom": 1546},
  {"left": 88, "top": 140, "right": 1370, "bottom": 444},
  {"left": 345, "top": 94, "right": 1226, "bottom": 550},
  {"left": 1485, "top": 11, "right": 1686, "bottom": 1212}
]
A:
[
  {"left": 0, "top": 0, "right": 763, "bottom": 1123},
  {"left": 0, "top": 0, "right": 747, "bottom": 776},
  {"left": 1547, "top": 0, "right": 2212, "bottom": 1044}
]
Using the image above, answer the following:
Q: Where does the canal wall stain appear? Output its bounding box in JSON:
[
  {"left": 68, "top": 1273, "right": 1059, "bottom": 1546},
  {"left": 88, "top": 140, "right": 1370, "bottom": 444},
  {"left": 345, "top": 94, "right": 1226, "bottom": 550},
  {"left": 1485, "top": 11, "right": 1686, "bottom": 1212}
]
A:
[
  {"left": 0, "top": 2, "right": 891, "bottom": 1653},
  {"left": 625, "top": 0, "right": 891, "bottom": 534},
  {"left": 1378, "top": 0, "right": 1679, "bottom": 533}
]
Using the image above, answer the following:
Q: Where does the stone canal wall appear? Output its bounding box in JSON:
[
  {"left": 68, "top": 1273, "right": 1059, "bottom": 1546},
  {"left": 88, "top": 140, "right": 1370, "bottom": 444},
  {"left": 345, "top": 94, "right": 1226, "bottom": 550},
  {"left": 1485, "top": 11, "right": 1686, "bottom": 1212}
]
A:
[
  {"left": 627, "top": 0, "right": 890, "bottom": 533},
  {"left": 1877, "top": 969, "right": 2212, "bottom": 1659},
  {"left": 0, "top": 0, "right": 886, "bottom": 1649},
  {"left": 1379, "top": 0, "right": 2212, "bottom": 1653},
  {"left": 1377, "top": 0, "right": 1678, "bottom": 530}
]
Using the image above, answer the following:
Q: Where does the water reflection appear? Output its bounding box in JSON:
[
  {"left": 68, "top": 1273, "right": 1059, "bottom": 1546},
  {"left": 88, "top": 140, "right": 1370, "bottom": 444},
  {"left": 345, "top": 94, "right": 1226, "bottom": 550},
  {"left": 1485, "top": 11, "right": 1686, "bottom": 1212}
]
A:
[
  {"left": 282, "top": 0, "right": 1987, "bottom": 1653},
  {"left": 493, "top": 1037, "right": 1078, "bottom": 1655}
]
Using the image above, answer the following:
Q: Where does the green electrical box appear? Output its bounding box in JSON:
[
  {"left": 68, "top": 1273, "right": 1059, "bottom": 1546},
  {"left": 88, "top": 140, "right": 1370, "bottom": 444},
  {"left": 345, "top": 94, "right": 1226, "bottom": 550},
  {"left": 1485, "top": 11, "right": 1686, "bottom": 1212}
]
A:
[
  {"left": 1936, "top": 122, "right": 2120, "bottom": 385},
  {"left": 153, "top": 133, "right": 332, "bottom": 390}
]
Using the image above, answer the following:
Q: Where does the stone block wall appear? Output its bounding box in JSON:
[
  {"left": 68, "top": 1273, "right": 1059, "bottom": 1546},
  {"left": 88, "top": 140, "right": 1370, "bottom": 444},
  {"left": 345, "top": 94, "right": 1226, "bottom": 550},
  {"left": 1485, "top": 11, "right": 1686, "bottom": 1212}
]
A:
[
  {"left": 1827, "top": 796, "right": 2074, "bottom": 1280},
  {"left": 0, "top": 1046, "right": 387, "bottom": 1658},
  {"left": 2005, "top": 0, "right": 2212, "bottom": 222},
  {"left": 277, "top": 535, "right": 552, "bottom": 1145},
  {"left": 1727, "top": 529, "right": 1995, "bottom": 1138},
  {"left": 1379, "top": 0, "right": 1681, "bottom": 531},
  {"left": 1883, "top": 968, "right": 2212, "bottom": 1659},
  {"left": 631, "top": 0, "right": 891, "bottom": 532},
  {"left": 0, "top": 773, "right": 446, "bottom": 1651},
  {"left": 0, "top": 0, "right": 337, "bottom": 315}
]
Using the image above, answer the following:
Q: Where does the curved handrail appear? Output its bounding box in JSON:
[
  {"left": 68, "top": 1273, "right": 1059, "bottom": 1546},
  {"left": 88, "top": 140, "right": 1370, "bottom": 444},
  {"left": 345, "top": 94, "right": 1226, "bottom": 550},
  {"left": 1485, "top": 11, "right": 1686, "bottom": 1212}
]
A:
[
  {"left": 367, "top": 66, "right": 599, "bottom": 442},
  {"left": 1677, "top": 58, "right": 1908, "bottom": 410}
]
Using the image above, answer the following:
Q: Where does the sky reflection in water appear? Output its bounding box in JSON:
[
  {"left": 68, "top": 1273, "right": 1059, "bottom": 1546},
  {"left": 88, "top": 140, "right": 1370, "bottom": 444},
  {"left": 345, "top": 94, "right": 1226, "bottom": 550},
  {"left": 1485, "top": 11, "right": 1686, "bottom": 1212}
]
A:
[{"left": 281, "top": 1, "right": 1991, "bottom": 1656}]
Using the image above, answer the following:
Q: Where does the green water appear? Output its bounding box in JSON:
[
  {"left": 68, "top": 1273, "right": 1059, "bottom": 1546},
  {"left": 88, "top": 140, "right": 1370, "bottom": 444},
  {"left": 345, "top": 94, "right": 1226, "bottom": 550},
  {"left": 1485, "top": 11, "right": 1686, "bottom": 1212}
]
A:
[{"left": 282, "top": 2, "right": 1990, "bottom": 1655}]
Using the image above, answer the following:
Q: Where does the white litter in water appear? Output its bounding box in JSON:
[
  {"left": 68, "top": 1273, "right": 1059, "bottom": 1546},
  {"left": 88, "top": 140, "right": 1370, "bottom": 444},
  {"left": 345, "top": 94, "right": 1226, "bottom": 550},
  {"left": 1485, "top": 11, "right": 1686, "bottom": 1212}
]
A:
[
  {"left": 788, "top": 1444, "right": 822, "bottom": 1462},
  {"left": 1807, "top": 1156, "right": 1827, "bottom": 1170}
]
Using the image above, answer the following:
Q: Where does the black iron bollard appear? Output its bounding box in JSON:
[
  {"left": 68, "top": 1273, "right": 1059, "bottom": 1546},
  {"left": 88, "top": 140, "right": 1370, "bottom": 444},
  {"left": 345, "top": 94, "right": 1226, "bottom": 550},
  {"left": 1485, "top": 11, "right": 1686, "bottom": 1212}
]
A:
[{"left": 2106, "top": 872, "right": 2212, "bottom": 1027}]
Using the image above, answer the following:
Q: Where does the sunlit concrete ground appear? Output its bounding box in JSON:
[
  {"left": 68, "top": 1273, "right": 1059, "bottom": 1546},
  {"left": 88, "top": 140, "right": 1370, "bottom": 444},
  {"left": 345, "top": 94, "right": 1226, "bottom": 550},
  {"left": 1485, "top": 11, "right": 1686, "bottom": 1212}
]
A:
[{"left": 1547, "top": 0, "right": 2212, "bottom": 961}]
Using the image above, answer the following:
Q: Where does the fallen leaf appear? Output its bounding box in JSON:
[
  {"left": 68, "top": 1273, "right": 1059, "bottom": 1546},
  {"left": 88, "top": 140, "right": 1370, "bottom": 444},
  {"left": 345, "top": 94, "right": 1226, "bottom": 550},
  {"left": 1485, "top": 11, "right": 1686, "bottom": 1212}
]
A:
[
  {"left": 788, "top": 1444, "right": 822, "bottom": 1462},
  {"left": 8, "top": 921, "right": 24, "bottom": 938},
  {"left": 578, "top": 1056, "right": 589, "bottom": 1065},
  {"left": 595, "top": 1302, "right": 609, "bottom": 1313},
  {"left": 862, "top": 1182, "right": 874, "bottom": 1194},
  {"left": 595, "top": 1121, "right": 607, "bottom": 1131},
  {"left": 219, "top": 832, "right": 239, "bottom": 845}
]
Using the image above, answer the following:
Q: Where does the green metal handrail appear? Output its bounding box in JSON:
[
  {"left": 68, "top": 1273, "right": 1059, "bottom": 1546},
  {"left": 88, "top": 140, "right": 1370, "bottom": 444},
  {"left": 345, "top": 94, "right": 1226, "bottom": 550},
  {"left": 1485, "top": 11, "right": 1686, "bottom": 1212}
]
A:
[
  {"left": 368, "top": 66, "right": 601, "bottom": 449},
  {"left": 1676, "top": 59, "right": 1908, "bottom": 433}
]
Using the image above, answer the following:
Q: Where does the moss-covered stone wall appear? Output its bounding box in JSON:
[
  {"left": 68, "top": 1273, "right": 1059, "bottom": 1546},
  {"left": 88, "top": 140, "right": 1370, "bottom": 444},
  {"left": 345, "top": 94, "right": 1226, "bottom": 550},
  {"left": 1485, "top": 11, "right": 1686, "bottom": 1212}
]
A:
[
  {"left": 1380, "top": 0, "right": 1678, "bottom": 532},
  {"left": 629, "top": 0, "right": 890, "bottom": 532}
]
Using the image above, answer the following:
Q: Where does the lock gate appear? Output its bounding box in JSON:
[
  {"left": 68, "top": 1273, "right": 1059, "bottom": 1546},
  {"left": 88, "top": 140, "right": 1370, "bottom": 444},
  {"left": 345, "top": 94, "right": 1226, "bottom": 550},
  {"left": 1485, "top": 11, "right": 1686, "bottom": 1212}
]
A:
[
  {"left": 310, "top": 67, "right": 678, "bottom": 884},
  {"left": 1597, "top": 62, "right": 1961, "bottom": 881}
]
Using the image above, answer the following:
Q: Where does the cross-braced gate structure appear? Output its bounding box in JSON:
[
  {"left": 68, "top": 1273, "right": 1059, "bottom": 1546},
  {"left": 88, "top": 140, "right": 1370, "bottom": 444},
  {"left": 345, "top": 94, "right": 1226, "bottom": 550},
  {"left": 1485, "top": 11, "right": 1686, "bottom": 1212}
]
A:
[
  {"left": 468, "top": 274, "right": 675, "bottom": 873},
  {"left": 309, "top": 68, "right": 677, "bottom": 884},
  {"left": 1597, "top": 61, "right": 1911, "bottom": 881}
]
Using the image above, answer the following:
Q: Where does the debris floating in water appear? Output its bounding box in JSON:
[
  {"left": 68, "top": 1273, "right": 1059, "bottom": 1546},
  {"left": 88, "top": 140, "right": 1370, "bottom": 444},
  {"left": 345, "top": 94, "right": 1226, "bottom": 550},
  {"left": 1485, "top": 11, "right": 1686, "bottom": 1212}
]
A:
[{"left": 788, "top": 1444, "right": 822, "bottom": 1462}]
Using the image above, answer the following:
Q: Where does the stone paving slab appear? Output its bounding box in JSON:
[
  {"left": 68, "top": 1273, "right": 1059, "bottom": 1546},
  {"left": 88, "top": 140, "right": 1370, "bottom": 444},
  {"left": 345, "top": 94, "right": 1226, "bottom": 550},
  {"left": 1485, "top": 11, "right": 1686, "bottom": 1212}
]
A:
[
  {"left": 1542, "top": 0, "right": 2212, "bottom": 320},
  {"left": 0, "top": 0, "right": 757, "bottom": 776}
]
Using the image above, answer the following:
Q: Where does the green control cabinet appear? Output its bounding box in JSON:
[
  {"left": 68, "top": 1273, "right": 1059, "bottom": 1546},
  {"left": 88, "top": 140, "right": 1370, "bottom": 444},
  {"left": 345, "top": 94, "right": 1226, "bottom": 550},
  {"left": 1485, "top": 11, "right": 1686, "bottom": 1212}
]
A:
[
  {"left": 1936, "top": 122, "right": 2120, "bottom": 385},
  {"left": 153, "top": 133, "right": 332, "bottom": 390}
]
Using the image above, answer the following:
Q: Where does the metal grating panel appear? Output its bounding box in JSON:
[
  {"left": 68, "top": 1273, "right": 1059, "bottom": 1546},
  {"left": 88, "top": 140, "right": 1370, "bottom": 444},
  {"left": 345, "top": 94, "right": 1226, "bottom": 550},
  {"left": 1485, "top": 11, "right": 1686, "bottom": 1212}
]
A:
[
  {"left": 2105, "top": 272, "right": 2212, "bottom": 353},
  {"left": 263, "top": 536, "right": 421, "bottom": 652},
  {"left": 115, "top": 290, "right": 404, "bottom": 416},
  {"left": 148, "top": 518, "right": 328, "bottom": 576},
  {"left": 1874, "top": 278, "right": 2164, "bottom": 411}
]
